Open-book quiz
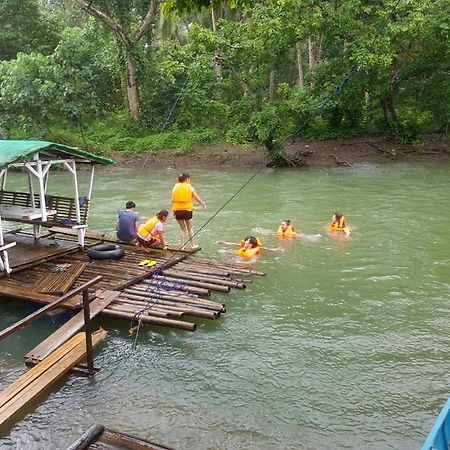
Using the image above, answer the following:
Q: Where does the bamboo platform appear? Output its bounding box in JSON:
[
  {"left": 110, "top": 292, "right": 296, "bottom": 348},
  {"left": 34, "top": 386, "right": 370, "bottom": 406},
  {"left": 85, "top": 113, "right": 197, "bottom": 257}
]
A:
[
  {"left": 0, "top": 233, "right": 266, "bottom": 332},
  {"left": 0, "top": 329, "right": 107, "bottom": 430},
  {"left": 67, "top": 424, "right": 174, "bottom": 450}
]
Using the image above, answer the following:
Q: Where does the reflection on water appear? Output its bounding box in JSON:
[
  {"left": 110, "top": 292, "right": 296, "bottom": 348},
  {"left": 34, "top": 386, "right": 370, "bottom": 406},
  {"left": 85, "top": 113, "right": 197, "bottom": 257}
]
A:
[{"left": 1, "top": 162, "right": 450, "bottom": 449}]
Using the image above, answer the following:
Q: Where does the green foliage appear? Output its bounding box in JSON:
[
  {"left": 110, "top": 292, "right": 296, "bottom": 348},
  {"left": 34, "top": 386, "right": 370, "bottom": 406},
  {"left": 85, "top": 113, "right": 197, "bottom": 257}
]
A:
[
  {"left": 43, "top": 111, "right": 222, "bottom": 154},
  {"left": 1, "top": 0, "right": 448, "bottom": 148},
  {"left": 0, "top": 0, "right": 61, "bottom": 60}
]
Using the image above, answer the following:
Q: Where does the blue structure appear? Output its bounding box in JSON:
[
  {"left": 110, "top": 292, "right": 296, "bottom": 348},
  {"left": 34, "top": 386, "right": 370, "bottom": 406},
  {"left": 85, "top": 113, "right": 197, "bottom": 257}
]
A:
[{"left": 423, "top": 396, "right": 450, "bottom": 450}]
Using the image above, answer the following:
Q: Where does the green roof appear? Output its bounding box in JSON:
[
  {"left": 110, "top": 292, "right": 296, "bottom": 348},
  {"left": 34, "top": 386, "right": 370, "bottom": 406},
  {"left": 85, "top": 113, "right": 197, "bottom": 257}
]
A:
[{"left": 0, "top": 140, "right": 115, "bottom": 168}]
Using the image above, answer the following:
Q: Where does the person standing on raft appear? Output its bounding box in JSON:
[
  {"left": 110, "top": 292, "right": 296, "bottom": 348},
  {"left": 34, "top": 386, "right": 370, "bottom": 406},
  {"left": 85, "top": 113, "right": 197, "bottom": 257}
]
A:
[
  {"left": 277, "top": 219, "right": 303, "bottom": 238},
  {"left": 328, "top": 212, "right": 351, "bottom": 236},
  {"left": 171, "top": 172, "right": 206, "bottom": 250},
  {"left": 137, "top": 210, "right": 169, "bottom": 249}
]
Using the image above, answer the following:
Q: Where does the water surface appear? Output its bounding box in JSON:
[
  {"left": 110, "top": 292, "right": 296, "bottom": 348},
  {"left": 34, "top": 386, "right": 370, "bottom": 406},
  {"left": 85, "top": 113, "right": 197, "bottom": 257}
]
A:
[{"left": 1, "top": 162, "right": 449, "bottom": 449}]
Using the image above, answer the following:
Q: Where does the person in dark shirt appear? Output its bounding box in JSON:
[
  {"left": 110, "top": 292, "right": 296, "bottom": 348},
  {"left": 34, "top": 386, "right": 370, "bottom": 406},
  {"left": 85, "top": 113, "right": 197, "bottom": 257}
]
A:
[{"left": 116, "top": 201, "right": 139, "bottom": 242}]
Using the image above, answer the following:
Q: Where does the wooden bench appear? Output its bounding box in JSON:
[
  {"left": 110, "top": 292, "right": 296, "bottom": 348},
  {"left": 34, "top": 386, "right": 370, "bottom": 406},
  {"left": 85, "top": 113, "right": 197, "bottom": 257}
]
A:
[{"left": 0, "top": 190, "right": 90, "bottom": 227}]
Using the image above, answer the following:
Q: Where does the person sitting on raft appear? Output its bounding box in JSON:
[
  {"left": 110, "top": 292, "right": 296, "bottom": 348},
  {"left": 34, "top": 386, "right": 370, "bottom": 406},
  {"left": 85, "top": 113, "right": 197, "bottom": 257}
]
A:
[
  {"left": 137, "top": 210, "right": 169, "bottom": 249},
  {"left": 328, "top": 212, "right": 351, "bottom": 236},
  {"left": 116, "top": 201, "right": 139, "bottom": 243},
  {"left": 217, "top": 236, "right": 284, "bottom": 257},
  {"left": 277, "top": 219, "right": 303, "bottom": 238}
]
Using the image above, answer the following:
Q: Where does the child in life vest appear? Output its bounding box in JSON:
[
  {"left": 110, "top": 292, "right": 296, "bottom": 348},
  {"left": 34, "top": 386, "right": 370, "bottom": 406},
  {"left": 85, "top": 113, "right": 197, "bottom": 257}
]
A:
[{"left": 328, "top": 212, "right": 351, "bottom": 236}]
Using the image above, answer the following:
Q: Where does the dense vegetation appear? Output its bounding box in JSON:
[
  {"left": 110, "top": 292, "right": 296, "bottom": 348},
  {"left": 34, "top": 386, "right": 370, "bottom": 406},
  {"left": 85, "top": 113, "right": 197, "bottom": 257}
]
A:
[{"left": 0, "top": 0, "right": 448, "bottom": 156}]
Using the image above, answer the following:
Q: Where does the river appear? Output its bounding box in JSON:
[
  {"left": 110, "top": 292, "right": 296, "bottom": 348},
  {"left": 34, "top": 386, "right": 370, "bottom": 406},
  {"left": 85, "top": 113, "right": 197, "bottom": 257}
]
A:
[{"left": 1, "top": 162, "right": 449, "bottom": 449}]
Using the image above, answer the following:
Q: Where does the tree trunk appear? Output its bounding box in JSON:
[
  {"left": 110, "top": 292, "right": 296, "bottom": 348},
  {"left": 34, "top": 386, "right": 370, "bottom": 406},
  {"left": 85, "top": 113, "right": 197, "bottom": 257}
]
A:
[
  {"left": 211, "top": 9, "right": 222, "bottom": 82},
  {"left": 380, "top": 61, "right": 399, "bottom": 129},
  {"left": 380, "top": 96, "right": 397, "bottom": 127},
  {"left": 126, "top": 51, "right": 139, "bottom": 121},
  {"left": 316, "top": 34, "right": 323, "bottom": 66},
  {"left": 308, "top": 37, "right": 315, "bottom": 69},
  {"left": 295, "top": 41, "right": 304, "bottom": 89},
  {"left": 72, "top": 0, "right": 160, "bottom": 122},
  {"left": 269, "top": 71, "right": 275, "bottom": 101}
]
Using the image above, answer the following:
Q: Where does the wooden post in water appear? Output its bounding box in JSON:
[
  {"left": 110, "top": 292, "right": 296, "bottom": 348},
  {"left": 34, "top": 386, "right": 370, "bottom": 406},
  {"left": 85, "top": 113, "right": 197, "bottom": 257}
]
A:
[{"left": 82, "top": 288, "right": 94, "bottom": 375}]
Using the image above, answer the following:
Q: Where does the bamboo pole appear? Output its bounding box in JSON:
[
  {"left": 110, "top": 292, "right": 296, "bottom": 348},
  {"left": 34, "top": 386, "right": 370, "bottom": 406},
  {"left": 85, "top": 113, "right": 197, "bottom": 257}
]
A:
[
  {"left": 123, "top": 288, "right": 225, "bottom": 312},
  {"left": 143, "top": 278, "right": 210, "bottom": 296},
  {"left": 101, "top": 309, "right": 196, "bottom": 331},
  {"left": 117, "top": 293, "right": 219, "bottom": 319},
  {"left": 106, "top": 302, "right": 184, "bottom": 320},
  {"left": 152, "top": 274, "right": 230, "bottom": 293},
  {"left": 161, "top": 269, "right": 246, "bottom": 289}
]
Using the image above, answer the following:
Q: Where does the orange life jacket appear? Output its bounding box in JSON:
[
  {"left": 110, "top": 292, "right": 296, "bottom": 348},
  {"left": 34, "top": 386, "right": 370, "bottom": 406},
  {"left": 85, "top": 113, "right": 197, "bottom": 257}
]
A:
[
  {"left": 138, "top": 215, "right": 160, "bottom": 241},
  {"left": 172, "top": 182, "right": 194, "bottom": 211},
  {"left": 277, "top": 224, "right": 297, "bottom": 238},
  {"left": 235, "top": 238, "right": 262, "bottom": 258},
  {"left": 328, "top": 216, "right": 347, "bottom": 232}
]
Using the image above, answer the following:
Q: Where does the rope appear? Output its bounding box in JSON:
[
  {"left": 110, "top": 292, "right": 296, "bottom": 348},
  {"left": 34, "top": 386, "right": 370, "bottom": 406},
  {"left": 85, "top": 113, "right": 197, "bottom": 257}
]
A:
[
  {"left": 129, "top": 0, "right": 405, "bottom": 347},
  {"left": 160, "top": 75, "right": 189, "bottom": 133},
  {"left": 129, "top": 164, "right": 267, "bottom": 346}
]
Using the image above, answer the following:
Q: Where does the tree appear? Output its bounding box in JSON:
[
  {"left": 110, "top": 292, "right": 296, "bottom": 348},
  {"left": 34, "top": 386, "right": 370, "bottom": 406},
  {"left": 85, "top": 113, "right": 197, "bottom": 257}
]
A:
[{"left": 71, "top": 0, "right": 164, "bottom": 121}]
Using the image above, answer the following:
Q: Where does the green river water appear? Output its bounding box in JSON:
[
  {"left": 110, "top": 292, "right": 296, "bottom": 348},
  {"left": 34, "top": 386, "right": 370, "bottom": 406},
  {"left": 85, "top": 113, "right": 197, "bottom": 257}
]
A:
[{"left": 1, "top": 162, "right": 449, "bottom": 449}]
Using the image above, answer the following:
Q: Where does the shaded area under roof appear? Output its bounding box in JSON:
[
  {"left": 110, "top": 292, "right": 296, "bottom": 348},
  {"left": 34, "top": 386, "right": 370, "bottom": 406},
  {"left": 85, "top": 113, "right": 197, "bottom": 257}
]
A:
[{"left": 0, "top": 140, "right": 115, "bottom": 168}]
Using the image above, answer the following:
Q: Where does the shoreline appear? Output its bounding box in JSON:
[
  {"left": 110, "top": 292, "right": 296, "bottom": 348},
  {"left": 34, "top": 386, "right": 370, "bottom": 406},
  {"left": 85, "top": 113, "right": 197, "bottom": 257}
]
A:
[{"left": 110, "top": 134, "right": 449, "bottom": 169}]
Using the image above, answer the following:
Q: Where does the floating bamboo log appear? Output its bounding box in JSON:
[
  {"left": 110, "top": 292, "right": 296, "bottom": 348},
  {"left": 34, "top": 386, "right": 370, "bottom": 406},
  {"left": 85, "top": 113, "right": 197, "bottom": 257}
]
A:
[
  {"left": 118, "top": 293, "right": 220, "bottom": 319},
  {"left": 106, "top": 302, "right": 184, "bottom": 320},
  {"left": 123, "top": 287, "right": 225, "bottom": 312},
  {"left": 152, "top": 274, "right": 230, "bottom": 293},
  {"left": 161, "top": 269, "right": 246, "bottom": 289},
  {"left": 143, "top": 278, "right": 210, "bottom": 296},
  {"left": 101, "top": 309, "right": 196, "bottom": 332}
]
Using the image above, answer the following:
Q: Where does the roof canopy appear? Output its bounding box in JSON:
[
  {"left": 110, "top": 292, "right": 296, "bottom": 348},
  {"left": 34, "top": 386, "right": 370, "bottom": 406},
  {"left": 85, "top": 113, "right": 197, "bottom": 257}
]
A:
[{"left": 0, "top": 140, "right": 115, "bottom": 168}]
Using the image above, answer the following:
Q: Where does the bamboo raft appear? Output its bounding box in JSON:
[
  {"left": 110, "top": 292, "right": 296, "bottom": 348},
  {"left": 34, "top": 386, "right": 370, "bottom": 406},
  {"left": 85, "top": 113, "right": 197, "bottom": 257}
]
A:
[{"left": 0, "top": 232, "right": 265, "bottom": 333}]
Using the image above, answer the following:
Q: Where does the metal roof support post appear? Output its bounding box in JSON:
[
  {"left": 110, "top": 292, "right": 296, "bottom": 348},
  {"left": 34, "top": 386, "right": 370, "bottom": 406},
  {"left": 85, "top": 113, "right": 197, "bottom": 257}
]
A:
[
  {"left": 0, "top": 168, "right": 6, "bottom": 190},
  {"left": 0, "top": 214, "right": 12, "bottom": 274},
  {"left": 27, "top": 171, "right": 40, "bottom": 237},
  {"left": 35, "top": 155, "right": 47, "bottom": 239},
  {"left": 64, "top": 161, "right": 84, "bottom": 246},
  {"left": 87, "top": 164, "right": 95, "bottom": 201},
  {"left": 27, "top": 172, "right": 36, "bottom": 208}
]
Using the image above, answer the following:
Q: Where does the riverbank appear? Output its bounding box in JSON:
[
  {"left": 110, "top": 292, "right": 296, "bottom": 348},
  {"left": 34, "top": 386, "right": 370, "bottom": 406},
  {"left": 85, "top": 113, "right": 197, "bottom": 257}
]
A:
[{"left": 111, "top": 134, "right": 449, "bottom": 169}]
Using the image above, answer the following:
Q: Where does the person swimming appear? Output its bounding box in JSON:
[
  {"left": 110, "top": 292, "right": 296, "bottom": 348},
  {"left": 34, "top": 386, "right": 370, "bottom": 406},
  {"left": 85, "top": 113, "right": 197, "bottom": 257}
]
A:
[
  {"left": 276, "top": 219, "right": 302, "bottom": 238},
  {"left": 217, "top": 236, "right": 284, "bottom": 258},
  {"left": 328, "top": 212, "right": 351, "bottom": 236}
]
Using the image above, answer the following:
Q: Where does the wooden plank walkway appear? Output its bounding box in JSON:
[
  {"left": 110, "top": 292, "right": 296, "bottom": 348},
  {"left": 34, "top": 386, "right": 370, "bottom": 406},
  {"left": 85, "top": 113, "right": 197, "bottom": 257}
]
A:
[
  {"left": 0, "top": 329, "right": 107, "bottom": 429},
  {"left": 24, "top": 291, "right": 120, "bottom": 361}
]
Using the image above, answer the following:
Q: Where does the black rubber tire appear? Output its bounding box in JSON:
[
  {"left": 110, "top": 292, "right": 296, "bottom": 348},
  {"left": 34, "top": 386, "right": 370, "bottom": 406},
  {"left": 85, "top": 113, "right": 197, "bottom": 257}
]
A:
[{"left": 86, "top": 244, "right": 125, "bottom": 260}]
